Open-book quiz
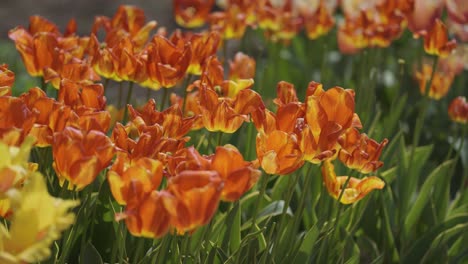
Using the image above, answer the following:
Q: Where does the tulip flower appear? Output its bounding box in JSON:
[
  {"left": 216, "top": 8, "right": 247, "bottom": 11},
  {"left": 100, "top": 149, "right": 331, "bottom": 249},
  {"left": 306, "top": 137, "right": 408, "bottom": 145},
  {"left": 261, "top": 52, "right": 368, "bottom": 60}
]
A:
[
  {"left": 422, "top": 19, "right": 457, "bottom": 58},
  {"left": 52, "top": 126, "right": 114, "bottom": 190},
  {"left": 118, "top": 190, "right": 173, "bottom": 238},
  {"left": 0, "top": 64, "right": 14, "bottom": 96},
  {"left": 321, "top": 160, "right": 385, "bottom": 204},
  {"left": 164, "top": 170, "right": 223, "bottom": 233},
  {"left": 108, "top": 152, "right": 164, "bottom": 205},
  {"left": 211, "top": 145, "right": 261, "bottom": 201},
  {"left": 146, "top": 35, "right": 192, "bottom": 88},
  {"left": 448, "top": 96, "right": 468, "bottom": 124},
  {"left": 229, "top": 52, "right": 256, "bottom": 81},
  {"left": 415, "top": 62, "right": 454, "bottom": 100},
  {"left": 338, "top": 127, "right": 388, "bottom": 174},
  {"left": 0, "top": 96, "right": 37, "bottom": 146},
  {"left": 174, "top": 0, "right": 215, "bottom": 28}
]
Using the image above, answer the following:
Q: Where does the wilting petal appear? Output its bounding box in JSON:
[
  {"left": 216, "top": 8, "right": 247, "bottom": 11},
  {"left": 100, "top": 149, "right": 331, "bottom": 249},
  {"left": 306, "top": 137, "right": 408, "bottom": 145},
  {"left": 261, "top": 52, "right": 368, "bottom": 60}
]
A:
[
  {"left": 338, "top": 127, "right": 388, "bottom": 174},
  {"left": 321, "top": 159, "right": 384, "bottom": 204}
]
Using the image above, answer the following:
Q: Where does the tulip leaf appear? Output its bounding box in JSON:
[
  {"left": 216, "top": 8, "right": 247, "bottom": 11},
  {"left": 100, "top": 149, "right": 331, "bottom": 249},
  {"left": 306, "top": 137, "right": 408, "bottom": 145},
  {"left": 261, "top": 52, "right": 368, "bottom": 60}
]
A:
[
  {"left": 79, "top": 242, "right": 103, "bottom": 264},
  {"left": 241, "top": 200, "right": 292, "bottom": 230},
  {"left": 404, "top": 160, "right": 453, "bottom": 235},
  {"left": 271, "top": 176, "right": 289, "bottom": 200},
  {"left": 402, "top": 214, "right": 468, "bottom": 263},
  {"left": 297, "top": 225, "right": 319, "bottom": 260},
  {"left": 380, "top": 167, "right": 397, "bottom": 184}
]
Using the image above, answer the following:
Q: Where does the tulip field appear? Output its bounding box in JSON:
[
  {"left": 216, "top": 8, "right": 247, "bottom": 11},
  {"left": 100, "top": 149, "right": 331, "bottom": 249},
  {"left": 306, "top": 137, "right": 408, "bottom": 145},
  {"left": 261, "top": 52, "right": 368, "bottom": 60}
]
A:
[{"left": 0, "top": 1, "right": 467, "bottom": 263}]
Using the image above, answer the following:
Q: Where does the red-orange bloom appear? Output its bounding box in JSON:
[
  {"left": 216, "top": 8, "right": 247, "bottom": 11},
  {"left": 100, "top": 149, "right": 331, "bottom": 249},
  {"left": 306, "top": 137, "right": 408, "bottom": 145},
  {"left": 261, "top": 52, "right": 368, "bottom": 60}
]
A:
[
  {"left": 198, "top": 86, "right": 263, "bottom": 133},
  {"left": 448, "top": 96, "right": 468, "bottom": 124},
  {"left": 211, "top": 145, "right": 261, "bottom": 201},
  {"left": 338, "top": 128, "right": 388, "bottom": 174},
  {"left": 415, "top": 62, "right": 454, "bottom": 100},
  {"left": 301, "top": 82, "right": 361, "bottom": 163},
  {"left": 170, "top": 30, "right": 221, "bottom": 75},
  {"left": 321, "top": 160, "right": 385, "bottom": 204},
  {"left": 0, "top": 96, "right": 37, "bottom": 146},
  {"left": 118, "top": 190, "right": 173, "bottom": 238},
  {"left": 58, "top": 80, "right": 106, "bottom": 110},
  {"left": 174, "top": 0, "right": 215, "bottom": 28},
  {"left": 256, "top": 128, "right": 304, "bottom": 175},
  {"left": 52, "top": 126, "right": 114, "bottom": 190},
  {"left": 128, "top": 99, "right": 198, "bottom": 139},
  {"left": 166, "top": 147, "right": 212, "bottom": 177},
  {"left": 146, "top": 35, "right": 192, "bottom": 88},
  {"left": 8, "top": 29, "right": 58, "bottom": 77},
  {"left": 94, "top": 5, "right": 157, "bottom": 50},
  {"left": 164, "top": 170, "right": 223, "bottom": 233},
  {"left": 422, "top": 19, "right": 457, "bottom": 58},
  {"left": 108, "top": 152, "right": 164, "bottom": 205},
  {"left": 0, "top": 64, "right": 14, "bottom": 96},
  {"left": 209, "top": 6, "right": 249, "bottom": 39},
  {"left": 229, "top": 52, "right": 256, "bottom": 81},
  {"left": 302, "top": 2, "right": 335, "bottom": 40}
]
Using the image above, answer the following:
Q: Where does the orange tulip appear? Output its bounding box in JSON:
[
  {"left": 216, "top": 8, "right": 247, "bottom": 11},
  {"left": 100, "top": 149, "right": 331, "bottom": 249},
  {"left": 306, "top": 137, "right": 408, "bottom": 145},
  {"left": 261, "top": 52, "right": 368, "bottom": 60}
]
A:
[
  {"left": 146, "top": 35, "right": 192, "bottom": 88},
  {"left": 321, "top": 160, "right": 385, "bottom": 204},
  {"left": 98, "top": 5, "right": 157, "bottom": 50},
  {"left": 108, "top": 152, "right": 164, "bottom": 205},
  {"left": 198, "top": 86, "right": 254, "bottom": 133},
  {"left": 43, "top": 49, "right": 99, "bottom": 89},
  {"left": 257, "top": 2, "right": 303, "bottom": 42},
  {"left": 209, "top": 6, "right": 249, "bottom": 39},
  {"left": 8, "top": 29, "right": 58, "bottom": 77},
  {"left": 0, "top": 64, "right": 14, "bottom": 96},
  {"left": 211, "top": 145, "right": 261, "bottom": 201},
  {"left": 302, "top": 2, "right": 335, "bottom": 40},
  {"left": 0, "top": 96, "right": 37, "bottom": 146},
  {"left": 52, "top": 126, "right": 114, "bottom": 190},
  {"left": 164, "top": 170, "right": 223, "bottom": 233},
  {"left": 87, "top": 34, "right": 121, "bottom": 81},
  {"left": 229, "top": 52, "right": 256, "bottom": 81},
  {"left": 448, "top": 96, "right": 468, "bottom": 124},
  {"left": 170, "top": 30, "right": 221, "bottom": 75},
  {"left": 338, "top": 127, "right": 388, "bottom": 174},
  {"left": 301, "top": 82, "right": 361, "bottom": 163},
  {"left": 256, "top": 129, "right": 304, "bottom": 175},
  {"left": 415, "top": 62, "right": 454, "bottom": 99},
  {"left": 58, "top": 80, "right": 106, "bottom": 110},
  {"left": 118, "top": 190, "right": 173, "bottom": 238},
  {"left": 422, "top": 19, "right": 457, "bottom": 58},
  {"left": 174, "top": 0, "right": 215, "bottom": 28},
  {"left": 128, "top": 99, "right": 198, "bottom": 139},
  {"left": 166, "top": 146, "right": 212, "bottom": 177}
]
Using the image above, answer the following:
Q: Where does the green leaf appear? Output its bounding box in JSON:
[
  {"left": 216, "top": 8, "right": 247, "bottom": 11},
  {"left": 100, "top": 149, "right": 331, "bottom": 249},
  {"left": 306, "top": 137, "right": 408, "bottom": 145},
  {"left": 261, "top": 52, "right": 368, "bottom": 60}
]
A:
[
  {"left": 380, "top": 167, "right": 397, "bottom": 184},
  {"left": 298, "top": 225, "right": 319, "bottom": 257},
  {"left": 402, "top": 214, "right": 468, "bottom": 263},
  {"left": 271, "top": 176, "right": 289, "bottom": 201},
  {"left": 79, "top": 242, "right": 103, "bottom": 264},
  {"left": 404, "top": 160, "right": 454, "bottom": 235},
  {"left": 241, "top": 200, "right": 292, "bottom": 230}
]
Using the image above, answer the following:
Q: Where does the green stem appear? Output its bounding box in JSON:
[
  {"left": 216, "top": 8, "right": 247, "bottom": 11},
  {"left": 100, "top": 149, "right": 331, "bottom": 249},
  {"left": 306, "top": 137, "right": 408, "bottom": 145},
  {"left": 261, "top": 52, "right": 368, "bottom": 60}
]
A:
[
  {"left": 117, "top": 81, "right": 123, "bottom": 109},
  {"left": 122, "top": 82, "right": 134, "bottom": 124},
  {"left": 146, "top": 87, "right": 152, "bottom": 102},
  {"left": 160, "top": 88, "right": 169, "bottom": 110},
  {"left": 249, "top": 174, "right": 270, "bottom": 232},
  {"left": 455, "top": 125, "right": 467, "bottom": 190}
]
